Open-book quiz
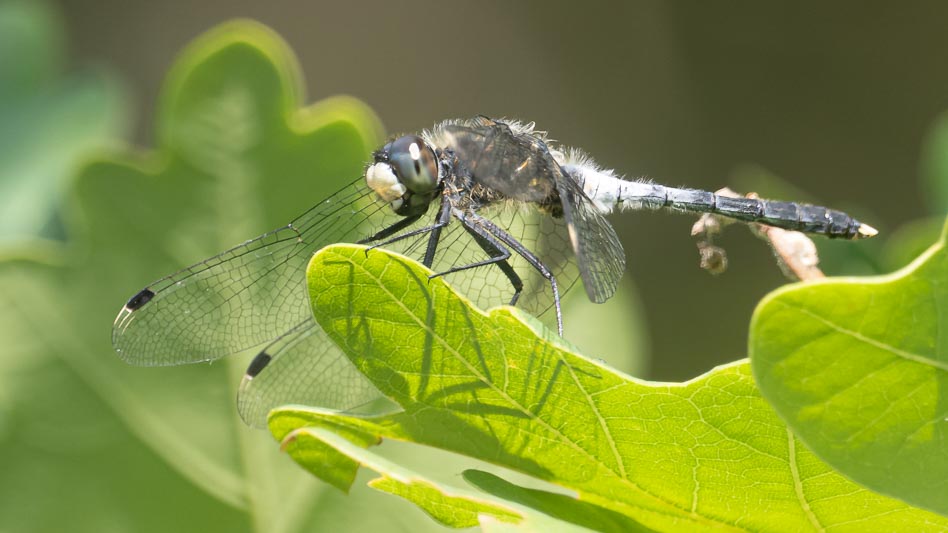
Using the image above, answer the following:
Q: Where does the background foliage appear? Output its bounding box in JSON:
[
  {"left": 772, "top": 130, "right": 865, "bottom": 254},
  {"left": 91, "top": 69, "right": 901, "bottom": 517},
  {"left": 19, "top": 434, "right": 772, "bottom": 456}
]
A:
[
  {"left": 0, "top": 0, "right": 125, "bottom": 243},
  {"left": 0, "top": 17, "right": 437, "bottom": 533}
]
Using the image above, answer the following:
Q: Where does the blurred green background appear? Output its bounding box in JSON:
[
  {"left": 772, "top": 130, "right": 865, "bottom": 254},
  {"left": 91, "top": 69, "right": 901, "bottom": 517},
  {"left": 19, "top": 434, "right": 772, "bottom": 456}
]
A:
[{"left": 2, "top": 1, "right": 947, "bottom": 531}]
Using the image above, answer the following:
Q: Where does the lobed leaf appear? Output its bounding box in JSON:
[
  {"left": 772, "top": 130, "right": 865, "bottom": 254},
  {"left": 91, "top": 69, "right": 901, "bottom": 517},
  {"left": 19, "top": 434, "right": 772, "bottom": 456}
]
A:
[
  {"left": 269, "top": 244, "right": 948, "bottom": 531},
  {"left": 0, "top": 19, "right": 446, "bottom": 533},
  {"left": 752, "top": 218, "right": 948, "bottom": 515},
  {"left": 282, "top": 427, "right": 525, "bottom": 529}
]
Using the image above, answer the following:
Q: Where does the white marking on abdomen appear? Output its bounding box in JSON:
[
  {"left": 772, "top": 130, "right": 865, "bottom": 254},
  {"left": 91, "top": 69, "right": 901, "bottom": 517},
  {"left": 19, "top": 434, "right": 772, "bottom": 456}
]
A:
[{"left": 563, "top": 162, "right": 667, "bottom": 214}]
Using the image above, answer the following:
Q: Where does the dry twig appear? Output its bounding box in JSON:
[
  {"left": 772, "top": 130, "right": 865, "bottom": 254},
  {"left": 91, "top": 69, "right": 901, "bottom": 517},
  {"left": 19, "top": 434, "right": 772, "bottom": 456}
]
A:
[{"left": 691, "top": 188, "right": 825, "bottom": 282}]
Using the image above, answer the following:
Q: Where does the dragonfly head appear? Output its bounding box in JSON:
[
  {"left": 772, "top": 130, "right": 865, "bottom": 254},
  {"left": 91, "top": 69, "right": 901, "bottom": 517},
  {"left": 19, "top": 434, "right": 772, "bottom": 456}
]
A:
[{"left": 366, "top": 135, "right": 442, "bottom": 216}]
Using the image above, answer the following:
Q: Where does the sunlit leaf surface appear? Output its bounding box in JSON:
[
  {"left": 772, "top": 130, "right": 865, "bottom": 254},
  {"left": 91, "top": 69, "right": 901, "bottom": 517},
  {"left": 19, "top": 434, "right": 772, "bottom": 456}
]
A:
[
  {"left": 752, "top": 219, "right": 948, "bottom": 515},
  {"left": 269, "top": 244, "right": 948, "bottom": 532}
]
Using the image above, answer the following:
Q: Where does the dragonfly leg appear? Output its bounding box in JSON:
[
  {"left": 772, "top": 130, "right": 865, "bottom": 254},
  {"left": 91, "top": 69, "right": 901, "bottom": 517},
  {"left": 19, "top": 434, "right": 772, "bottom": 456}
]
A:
[
  {"left": 359, "top": 196, "right": 453, "bottom": 268},
  {"left": 469, "top": 213, "right": 563, "bottom": 335},
  {"left": 421, "top": 195, "right": 453, "bottom": 267},
  {"left": 428, "top": 216, "right": 524, "bottom": 306},
  {"left": 356, "top": 213, "right": 423, "bottom": 245},
  {"left": 362, "top": 220, "right": 449, "bottom": 252}
]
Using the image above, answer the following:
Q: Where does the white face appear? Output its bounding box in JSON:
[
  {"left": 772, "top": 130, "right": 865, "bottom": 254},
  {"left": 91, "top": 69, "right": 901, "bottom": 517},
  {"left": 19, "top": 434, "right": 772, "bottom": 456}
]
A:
[
  {"left": 365, "top": 162, "right": 407, "bottom": 210},
  {"left": 365, "top": 134, "right": 442, "bottom": 216}
]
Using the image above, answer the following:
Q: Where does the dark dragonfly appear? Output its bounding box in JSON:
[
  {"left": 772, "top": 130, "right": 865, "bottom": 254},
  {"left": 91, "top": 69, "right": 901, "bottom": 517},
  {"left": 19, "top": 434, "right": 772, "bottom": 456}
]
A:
[{"left": 113, "top": 116, "right": 876, "bottom": 426}]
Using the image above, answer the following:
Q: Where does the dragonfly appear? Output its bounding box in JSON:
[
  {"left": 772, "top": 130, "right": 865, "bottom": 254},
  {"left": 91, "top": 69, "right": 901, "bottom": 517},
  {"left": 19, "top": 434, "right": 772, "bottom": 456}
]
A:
[{"left": 112, "top": 116, "right": 877, "bottom": 427}]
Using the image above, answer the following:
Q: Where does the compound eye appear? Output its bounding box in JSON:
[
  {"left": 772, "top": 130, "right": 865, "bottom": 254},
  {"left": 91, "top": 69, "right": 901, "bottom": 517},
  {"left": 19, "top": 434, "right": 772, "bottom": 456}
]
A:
[{"left": 389, "top": 135, "right": 439, "bottom": 193}]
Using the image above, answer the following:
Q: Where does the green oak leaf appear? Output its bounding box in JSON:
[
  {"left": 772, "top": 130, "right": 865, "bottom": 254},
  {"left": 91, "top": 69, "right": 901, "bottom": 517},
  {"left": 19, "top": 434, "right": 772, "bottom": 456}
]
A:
[
  {"left": 281, "top": 427, "right": 525, "bottom": 529},
  {"left": 281, "top": 426, "right": 650, "bottom": 532},
  {"left": 751, "top": 218, "right": 948, "bottom": 516},
  {"left": 0, "top": 0, "right": 126, "bottom": 242},
  {"left": 269, "top": 244, "right": 948, "bottom": 532},
  {"left": 279, "top": 421, "right": 650, "bottom": 531},
  {"left": 0, "top": 20, "right": 448, "bottom": 533},
  {"left": 461, "top": 470, "right": 654, "bottom": 532}
]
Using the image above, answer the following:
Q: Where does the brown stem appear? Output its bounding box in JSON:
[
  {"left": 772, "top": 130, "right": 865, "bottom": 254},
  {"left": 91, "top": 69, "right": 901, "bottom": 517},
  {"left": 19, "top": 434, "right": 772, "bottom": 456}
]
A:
[{"left": 691, "top": 188, "right": 825, "bottom": 282}]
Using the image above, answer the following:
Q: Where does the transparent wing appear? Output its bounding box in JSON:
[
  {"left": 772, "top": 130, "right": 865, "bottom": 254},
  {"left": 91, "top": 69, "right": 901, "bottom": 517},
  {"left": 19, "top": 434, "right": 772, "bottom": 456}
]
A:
[
  {"left": 555, "top": 174, "right": 626, "bottom": 303},
  {"left": 112, "top": 178, "right": 402, "bottom": 366},
  {"left": 424, "top": 202, "right": 581, "bottom": 320},
  {"left": 114, "top": 171, "right": 585, "bottom": 421},
  {"left": 113, "top": 177, "right": 582, "bottom": 366},
  {"left": 236, "top": 318, "right": 387, "bottom": 427},
  {"left": 234, "top": 201, "right": 582, "bottom": 426}
]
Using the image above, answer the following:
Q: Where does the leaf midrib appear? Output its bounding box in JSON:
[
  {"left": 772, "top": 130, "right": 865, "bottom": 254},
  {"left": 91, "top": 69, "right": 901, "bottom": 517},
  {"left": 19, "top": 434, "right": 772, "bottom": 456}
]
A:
[
  {"left": 778, "top": 301, "right": 948, "bottom": 372},
  {"left": 330, "top": 249, "right": 747, "bottom": 532},
  {"left": 787, "top": 428, "right": 825, "bottom": 532}
]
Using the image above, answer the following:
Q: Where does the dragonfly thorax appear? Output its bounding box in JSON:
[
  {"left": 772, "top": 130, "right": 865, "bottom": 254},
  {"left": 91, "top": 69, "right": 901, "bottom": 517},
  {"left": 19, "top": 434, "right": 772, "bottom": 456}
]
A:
[{"left": 366, "top": 134, "right": 442, "bottom": 216}]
